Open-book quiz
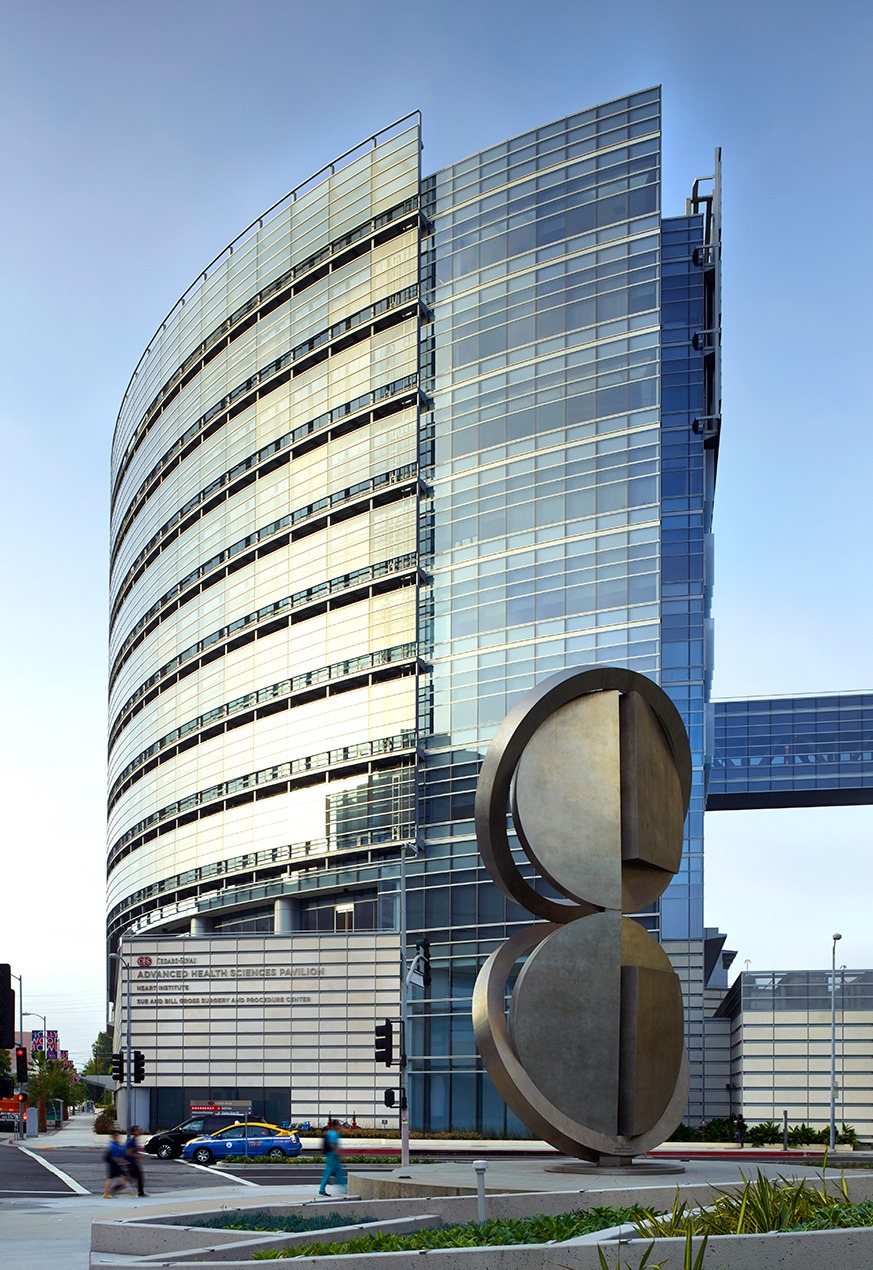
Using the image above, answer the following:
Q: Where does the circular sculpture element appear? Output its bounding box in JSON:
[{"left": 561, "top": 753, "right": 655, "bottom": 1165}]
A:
[{"left": 472, "top": 667, "right": 692, "bottom": 1162}]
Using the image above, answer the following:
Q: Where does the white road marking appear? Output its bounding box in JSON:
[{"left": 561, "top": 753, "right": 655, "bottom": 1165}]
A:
[
  {"left": 177, "top": 1158, "right": 259, "bottom": 1186},
  {"left": 16, "top": 1143, "right": 89, "bottom": 1194}
]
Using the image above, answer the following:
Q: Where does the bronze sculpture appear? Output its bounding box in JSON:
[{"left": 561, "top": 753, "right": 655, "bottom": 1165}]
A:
[{"left": 472, "top": 667, "right": 691, "bottom": 1163}]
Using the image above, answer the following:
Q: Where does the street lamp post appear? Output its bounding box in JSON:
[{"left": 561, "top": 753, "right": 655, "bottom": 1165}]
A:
[
  {"left": 830, "top": 932, "right": 842, "bottom": 1152},
  {"left": 109, "top": 952, "right": 132, "bottom": 1133},
  {"left": 23, "top": 1011, "right": 47, "bottom": 1135},
  {"left": 23, "top": 1011, "right": 47, "bottom": 1053},
  {"left": 399, "top": 841, "right": 414, "bottom": 1169},
  {"left": 399, "top": 839, "right": 424, "bottom": 1170}
]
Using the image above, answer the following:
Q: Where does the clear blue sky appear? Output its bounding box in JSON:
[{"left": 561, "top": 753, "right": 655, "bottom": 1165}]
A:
[{"left": 1, "top": 0, "right": 871, "bottom": 1064}]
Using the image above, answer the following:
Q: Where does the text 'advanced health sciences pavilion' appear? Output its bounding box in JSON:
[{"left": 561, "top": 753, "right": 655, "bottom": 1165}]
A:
[{"left": 108, "top": 89, "right": 727, "bottom": 1131}]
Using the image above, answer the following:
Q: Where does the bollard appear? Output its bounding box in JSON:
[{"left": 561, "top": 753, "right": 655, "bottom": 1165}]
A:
[{"left": 473, "top": 1159, "right": 488, "bottom": 1223}]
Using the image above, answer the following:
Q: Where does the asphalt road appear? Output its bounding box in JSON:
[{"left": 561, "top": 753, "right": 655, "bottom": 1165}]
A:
[
  {"left": 0, "top": 1143, "right": 504, "bottom": 1200},
  {"left": 0, "top": 1145, "right": 326, "bottom": 1198},
  {"left": 0, "top": 1146, "right": 78, "bottom": 1197}
]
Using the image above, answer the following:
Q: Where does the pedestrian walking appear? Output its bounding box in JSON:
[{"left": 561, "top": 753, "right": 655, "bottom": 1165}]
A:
[
  {"left": 102, "top": 1131, "right": 133, "bottom": 1197},
  {"left": 317, "top": 1122, "right": 347, "bottom": 1197},
  {"left": 734, "top": 1114, "right": 747, "bottom": 1148},
  {"left": 125, "top": 1125, "right": 147, "bottom": 1196}
]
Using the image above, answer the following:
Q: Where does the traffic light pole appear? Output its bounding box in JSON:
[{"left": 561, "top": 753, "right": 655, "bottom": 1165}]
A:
[
  {"left": 125, "top": 954, "right": 132, "bottom": 1133},
  {"left": 110, "top": 951, "right": 133, "bottom": 1132},
  {"left": 399, "top": 843, "right": 410, "bottom": 1169}
]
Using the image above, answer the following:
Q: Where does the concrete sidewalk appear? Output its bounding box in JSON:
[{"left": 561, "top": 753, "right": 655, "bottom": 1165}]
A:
[
  {"left": 349, "top": 1151, "right": 869, "bottom": 1200},
  {"left": 16, "top": 1114, "right": 873, "bottom": 1162},
  {"left": 2, "top": 1146, "right": 871, "bottom": 1269},
  {"left": 12, "top": 1114, "right": 109, "bottom": 1150},
  {"left": 0, "top": 1182, "right": 315, "bottom": 1269}
]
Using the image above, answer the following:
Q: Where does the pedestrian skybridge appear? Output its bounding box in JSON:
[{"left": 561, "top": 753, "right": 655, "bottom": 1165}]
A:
[{"left": 707, "top": 693, "right": 873, "bottom": 810}]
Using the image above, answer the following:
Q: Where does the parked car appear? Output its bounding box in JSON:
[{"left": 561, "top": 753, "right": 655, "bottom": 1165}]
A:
[
  {"left": 181, "top": 1121, "right": 302, "bottom": 1165},
  {"left": 144, "top": 1113, "right": 240, "bottom": 1160}
]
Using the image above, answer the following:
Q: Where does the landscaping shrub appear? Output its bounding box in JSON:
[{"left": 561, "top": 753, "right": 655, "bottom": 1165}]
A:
[
  {"left": 697, "top": 1118, "right": 735, "bottom": 1143},
  {"left": 746, "top": 1120, "right": 781, "bottom": 1146},
  {"left": 790, "top": 1199, "right": 873, "bottom": 1230},
  {"left": 251, "top": 1205, "right": 648, "bottom": 1257},
  {"left": 667, "top": 1122, "right": 701, "bottom": 1142},
  {"left": 668, "top": 1117, "right": 860, "bottom": 1148},
  {"left": 190, "top": 1210, "right": 376, "bottom": 1234},
  {"left": 636, "top": 1165, "right": 852, "bottom": 1237}
]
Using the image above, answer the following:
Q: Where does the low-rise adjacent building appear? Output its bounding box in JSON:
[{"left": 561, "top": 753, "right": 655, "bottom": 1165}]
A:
[{"left": 716, "top": 969, "right": 873, "bottom": 1138}]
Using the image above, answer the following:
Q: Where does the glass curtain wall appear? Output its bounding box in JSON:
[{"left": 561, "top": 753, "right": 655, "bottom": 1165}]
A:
[
  {"left": 107, "top": 95, "right": 723, "bottom": 1131},
  {"left": 411, "top": 89, "right": 684, "bottom": 1132}
]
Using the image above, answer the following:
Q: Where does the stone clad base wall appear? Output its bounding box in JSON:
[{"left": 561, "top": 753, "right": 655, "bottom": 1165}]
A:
[{"left": 115, "top": 931, "right": 401, "bottom": 1132}]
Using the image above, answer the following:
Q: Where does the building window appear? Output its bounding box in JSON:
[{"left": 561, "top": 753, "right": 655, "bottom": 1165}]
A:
[{"left": 335, "top": 903, "right": 355, "bottom": 932}]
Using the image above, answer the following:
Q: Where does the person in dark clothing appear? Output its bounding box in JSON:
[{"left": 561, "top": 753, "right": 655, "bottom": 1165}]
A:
[
  {"left": 125, "top": 1125, "right": 147, "bottom": 1196},
  {"left": 734, "top": 1114, "right": 747, "bottom": 1148}
]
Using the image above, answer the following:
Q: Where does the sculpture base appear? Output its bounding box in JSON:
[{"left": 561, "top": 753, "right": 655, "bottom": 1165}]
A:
[{"left": 545, "top": 1158, "right": 685, "bottom": 1175}]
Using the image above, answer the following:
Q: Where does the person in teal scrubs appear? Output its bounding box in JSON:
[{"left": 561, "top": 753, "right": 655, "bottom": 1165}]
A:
[{"left": 317, "top": 1124, "right": 347, "bottom": 1196}]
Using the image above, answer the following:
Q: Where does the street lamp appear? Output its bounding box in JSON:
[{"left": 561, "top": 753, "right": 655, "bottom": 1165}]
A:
[
  {"left": 23, "top": 1011, "right": 47, "bottom": 1055},
  {"left": 23, "top": 1011, "right": 47, "bottom": 1136},
  {"left": 830, "top": 933, "right": 842, "bottom": 1152},
  {"left": 109, "top": 952, "right": 132, "bottom": 1133}
]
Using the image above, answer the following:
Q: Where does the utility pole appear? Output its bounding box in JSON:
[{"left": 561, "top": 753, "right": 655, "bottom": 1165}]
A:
[{"left": 399, "top": 839, "right": 423, "bottom": 1169}]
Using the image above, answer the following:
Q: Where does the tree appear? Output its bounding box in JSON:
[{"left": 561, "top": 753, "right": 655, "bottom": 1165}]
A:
[
  {"left": 0, "top": 1047, "right": 10, "bottom": 1076},
  {"left": 27, "top": 1052, "right": 80, "bottom": 1133},
  {"left": 80, "top": 1028, "right": 113, "bottom": 1077}
]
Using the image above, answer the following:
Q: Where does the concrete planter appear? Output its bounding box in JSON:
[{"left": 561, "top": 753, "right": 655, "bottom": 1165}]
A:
[
  {"left": 89, "top": 1173, "right": 873, "bottom": 1268},
  {"left": 89, "top": 1226, "right": 873, "bottom": 1270}
]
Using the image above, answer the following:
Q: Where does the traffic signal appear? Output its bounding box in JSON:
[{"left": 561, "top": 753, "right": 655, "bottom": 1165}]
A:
[
  {"left": 374, "top": 1019, "right": 394, "bottom": 1066},
  {"left": 15, "top": 1046, "right": 27, "bottom": 1083},
  {"left": 111, "top": 1052, "right": 125, "bottom": 1082},
  {"left": 133, "top": 1050, "right": 146, "bottom": 1083},
  {"left": 0, "top": 965, "right": 15, "bottom": 1048},
  {"left": 384, "top": 1088, "right": 396, "bottom": 1107},
  {"left": 0, "top": 1074, "right": 13, "bottom": 1098}
]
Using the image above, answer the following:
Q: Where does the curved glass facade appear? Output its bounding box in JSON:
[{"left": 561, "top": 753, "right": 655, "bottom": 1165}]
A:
[
  {"left": 109, "top": 92, "right": 729, "bottom": 1130},
  {"left": 108, "top": 117, "right": 425, "bottom": 955}
]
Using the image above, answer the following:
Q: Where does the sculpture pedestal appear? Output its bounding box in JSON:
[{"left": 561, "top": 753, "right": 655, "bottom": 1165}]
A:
[{"left": 545, "top": 1158, "right": 685, "bottom": 1175}]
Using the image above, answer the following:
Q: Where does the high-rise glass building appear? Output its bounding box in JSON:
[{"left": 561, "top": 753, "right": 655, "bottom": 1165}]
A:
[{"left": 108, "top": 89, "right": 726, "bottom": 1129}]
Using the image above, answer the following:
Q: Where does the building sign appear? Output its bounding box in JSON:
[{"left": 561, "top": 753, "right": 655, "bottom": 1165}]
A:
[
  {"left": 191, "top": 1101, "right": 252, "bottom": 1115},
  {"left": 129, "top": 953, "right": 325, "bottom": 1008}
]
